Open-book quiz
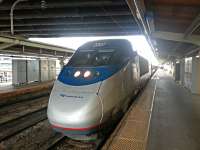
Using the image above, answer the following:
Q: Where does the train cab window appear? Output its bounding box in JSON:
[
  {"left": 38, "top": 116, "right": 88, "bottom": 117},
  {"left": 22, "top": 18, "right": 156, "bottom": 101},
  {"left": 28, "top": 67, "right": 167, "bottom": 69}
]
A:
[
  {"left": 67, "top": 50, "right": 115, "bottom": 67},
  {"left": 110, "top": 49, "right": 131, "bottom": 65},
  {"left": 93, "top": 52, "right": 113, "bottom": 66},
  {"left": 67, "top": 48, "right": 134, "bottom": 67},
  {"left": 67, "top": 51, "right": 96, "bottom": 67}
]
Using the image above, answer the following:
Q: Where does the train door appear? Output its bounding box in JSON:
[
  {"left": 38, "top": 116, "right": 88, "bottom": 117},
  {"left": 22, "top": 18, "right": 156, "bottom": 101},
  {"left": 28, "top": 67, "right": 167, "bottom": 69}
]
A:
[
  {"left": 121, "top": 51, "right": 136, "bottom": 99},
  {"left": 130, "top": 55, "right": 139, "bottom": 92},
  {"left": 134, "top": 55, "right": 140, "bottom": 90},
  {"left": 123, "top": 59, "right": 133, "bottom": 96}
]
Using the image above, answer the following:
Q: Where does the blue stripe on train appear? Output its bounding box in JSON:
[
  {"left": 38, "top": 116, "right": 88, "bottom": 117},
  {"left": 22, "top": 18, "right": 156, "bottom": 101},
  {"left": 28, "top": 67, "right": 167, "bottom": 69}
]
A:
[{"left": 57, "top": 65, "right": 122, "bottom": 86}]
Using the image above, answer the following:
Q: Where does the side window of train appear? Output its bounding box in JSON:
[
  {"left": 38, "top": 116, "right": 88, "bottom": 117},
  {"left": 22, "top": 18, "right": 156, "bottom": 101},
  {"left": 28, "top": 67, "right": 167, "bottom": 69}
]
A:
[
  {"left": 132, "top": 51, "right": 137, "bottom": 62},
  {"left": 110, "top": 51, "right": 121, "bottom": 64},
  {"left": 110, "top": 50, "right": 130, "bottom": 65},
  {"left": 121, "top": 50, "right": 131, "bottom": 64},
  {"left": 139, "top": 57, "right": 149, "bottom": 76}
]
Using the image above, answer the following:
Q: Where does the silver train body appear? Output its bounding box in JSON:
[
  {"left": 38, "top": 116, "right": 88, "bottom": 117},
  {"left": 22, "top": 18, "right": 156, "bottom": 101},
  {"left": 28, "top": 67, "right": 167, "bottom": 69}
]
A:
[{"left": 47, "top": 39, "right": 151, "bottom": 140}]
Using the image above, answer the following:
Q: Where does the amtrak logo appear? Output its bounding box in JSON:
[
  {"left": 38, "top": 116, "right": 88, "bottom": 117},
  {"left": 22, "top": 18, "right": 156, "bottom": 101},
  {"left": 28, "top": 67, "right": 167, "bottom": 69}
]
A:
[{"left": 59, "top": 93, "right": 83, "bottom": 99}]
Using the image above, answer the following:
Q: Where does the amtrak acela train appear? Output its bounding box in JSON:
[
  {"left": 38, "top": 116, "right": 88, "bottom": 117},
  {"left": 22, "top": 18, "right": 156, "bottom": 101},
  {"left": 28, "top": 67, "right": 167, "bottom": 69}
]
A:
[{"left": 47, "top": 39, "right": 151, "bottom": 140}]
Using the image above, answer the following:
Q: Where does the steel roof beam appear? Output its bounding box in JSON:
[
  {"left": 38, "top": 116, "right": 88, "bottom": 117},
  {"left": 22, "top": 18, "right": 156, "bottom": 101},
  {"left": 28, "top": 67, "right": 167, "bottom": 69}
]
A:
[
  {"left": 0, "top": 7, "right": 131, "bottom": 20},
  {"left": 0, "top": 0, "right": 126, "bottom": 10},
  {"left": 11, "top": 28, "right": 139, "bottom": 34},
  {"left": 3, "top": 46, "right": 66, "bottom": 56},
  {"left": 185, "top": 47, "right": 200, "bottom": 56},
  {"left": 152, "top": 0, "right": 200, "bottom": 6},
  {"left": 16, "top": 31, "right": 140, "bottom": 37},
  {"left": 0, "top": 16, "right": 135, "bottom": 27},
  {"left": 0, "top": 24, "right": 138, "bottom": 32},
  {"left": 152, "top": 31, "right": 200, "bottom": 47},
  {"left": 0, "top": 35, "right": 74, "bottom": 53},
  {"left": 0, "top": 43, "right": 16, "bottom": 50},
  {"left": 126, "top": 0, "right": 155, "bottom": 54},
  {"left": 0, "top": 50, "right": 65, "bottom": 58},
  {"left": 172, "top": 13, "right": 200, "bottom": 55},
  {"left": 184, "top": 13, "right": 200, "bottom": 38}
]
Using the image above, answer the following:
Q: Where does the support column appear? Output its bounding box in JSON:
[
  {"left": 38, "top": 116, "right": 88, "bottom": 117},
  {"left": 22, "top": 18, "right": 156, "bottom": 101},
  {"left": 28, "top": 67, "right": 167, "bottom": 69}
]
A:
[
  {"left": 12, "top": 59, "right": 27, "bottom": 85},
  {"left": 180, "top": 58, "right": 185, "bottom": 85},
  {"left": 174, "top": 60, "right": 181, "bottom": 82},
  {"left": 191, "top": 56, "right": 200, "bottom": 94},
  {"left": 59, "top": 58, "right": 65, "bottom": 69}
]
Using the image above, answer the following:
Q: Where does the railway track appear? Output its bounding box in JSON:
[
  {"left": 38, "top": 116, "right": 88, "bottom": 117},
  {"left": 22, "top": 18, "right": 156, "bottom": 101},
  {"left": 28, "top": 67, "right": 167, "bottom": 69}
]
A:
[
  {"left": 0, "top": 108, "right": 47, "bottom": 141},
  {"left": 0, "top": 96, "right": 48, "bottom": 124},
  {"left": 49, "top": 137, "right": 101, "bottom": 150},
  {"left": 0, "top": 92, "right": 129, "bottom": 150},
  {"left": 0, "top": 94, "right": 104, "bottom": 150},
  {"left": 47, "top": 115, "right": 123, "bottom": 150},
  {"left": 0, "top": 94, "right": 52, "bottom": 149},
  {"left": 0, "top": 120, "right": 64, "bottom": 150},
  {"left": 0, "top": 89, "right": 51, "bottom": 108}
]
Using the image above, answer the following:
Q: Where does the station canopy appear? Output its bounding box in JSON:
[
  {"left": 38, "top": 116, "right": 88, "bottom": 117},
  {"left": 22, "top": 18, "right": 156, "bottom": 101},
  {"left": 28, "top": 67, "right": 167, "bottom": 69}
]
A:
[{"left": 0, "top": 0, "right": 199, "bottom": 60}]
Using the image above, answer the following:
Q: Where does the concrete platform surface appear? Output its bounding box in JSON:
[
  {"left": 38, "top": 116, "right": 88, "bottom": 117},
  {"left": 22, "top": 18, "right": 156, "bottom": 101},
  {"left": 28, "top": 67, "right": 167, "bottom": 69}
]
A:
[
  {"left": 147, "top": 70, "right": 200, "bottom": 150},
  {"left": 0, "top": 81, "right": 53, "bottom": 100},
  {"left": 102, "top": 75, "right": 157, "bottom": 150}
]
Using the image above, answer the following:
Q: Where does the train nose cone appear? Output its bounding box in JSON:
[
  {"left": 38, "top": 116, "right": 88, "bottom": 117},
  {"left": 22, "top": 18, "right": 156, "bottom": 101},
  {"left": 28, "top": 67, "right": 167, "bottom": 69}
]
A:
[{"left": 47, "top": 92, "right": 102, "bottom": 128}]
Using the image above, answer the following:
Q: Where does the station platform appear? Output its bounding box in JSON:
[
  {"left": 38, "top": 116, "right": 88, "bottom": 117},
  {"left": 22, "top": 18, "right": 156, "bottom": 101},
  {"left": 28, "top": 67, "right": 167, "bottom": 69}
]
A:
[
  {"left": 102, "top": 74, "right": 156, "bottom": 150},
  {"left": 147, "top": 71, "right": 200, "bottom": 150},
  {"left": 0, "top": 81, "right": 53, "bottom": 106},
  {"left": 103, "top": 70, "right": 200, "bottom": 150}
]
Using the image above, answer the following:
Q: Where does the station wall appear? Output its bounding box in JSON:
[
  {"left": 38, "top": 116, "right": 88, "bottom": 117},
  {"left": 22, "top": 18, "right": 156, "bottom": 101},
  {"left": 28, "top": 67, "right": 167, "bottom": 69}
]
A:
[
  {"left": 12, "top": 59, "right": 57, "bottom": 85},
  {"left": 184, "top": 57, "right": 192, "bottom": 90},
  {"left": 48, "top": 60, "right": 56, "bottom": 80},
  {"left": 191, "top": 57, "right": 200, "bottom": 94},
  {"left": 40, "top": 59, "right": 49, "bottom": 82},
  {"left": 12, "top": 59, "right": 27, "bottom": 85},
  {"left": 27, "top": 60, "right": 39, "bottom": 83},
  {"left": 174, "top": 56, "right": 200, "bottom": 94}
]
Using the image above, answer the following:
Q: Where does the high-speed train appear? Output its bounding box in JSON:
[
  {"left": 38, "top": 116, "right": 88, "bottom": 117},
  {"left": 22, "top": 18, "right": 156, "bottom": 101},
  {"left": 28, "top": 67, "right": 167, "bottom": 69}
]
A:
[{"left": 47, "top": 39, "right": 151, "bottom": 140}]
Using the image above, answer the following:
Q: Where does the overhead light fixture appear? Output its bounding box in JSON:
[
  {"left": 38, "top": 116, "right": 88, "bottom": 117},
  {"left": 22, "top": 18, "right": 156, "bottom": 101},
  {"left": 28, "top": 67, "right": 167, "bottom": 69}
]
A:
[{"left": 41, "top": 0, "right": 47, "bottom": 9}]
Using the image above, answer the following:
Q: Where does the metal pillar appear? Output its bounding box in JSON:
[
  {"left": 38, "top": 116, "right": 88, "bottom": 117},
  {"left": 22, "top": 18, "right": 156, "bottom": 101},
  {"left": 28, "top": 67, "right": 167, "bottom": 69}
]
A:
[
  {"left": 10, "top": 0, "right": 28, "bottom": 35},
  {"left": 180, "top": 59, "right": 185, "bottom": 85},
  {"left": 191, "top": 56, "right": 200, "bottom": 94},
  {"left": 59, "top": 58, "right": 65, "bottom": 69}
]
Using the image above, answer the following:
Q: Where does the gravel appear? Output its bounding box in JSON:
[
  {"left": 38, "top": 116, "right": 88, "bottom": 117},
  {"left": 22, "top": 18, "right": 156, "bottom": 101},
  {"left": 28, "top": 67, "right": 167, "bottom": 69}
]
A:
[{"left": 0, "top": 120, "right": 61, "bottom": 150}]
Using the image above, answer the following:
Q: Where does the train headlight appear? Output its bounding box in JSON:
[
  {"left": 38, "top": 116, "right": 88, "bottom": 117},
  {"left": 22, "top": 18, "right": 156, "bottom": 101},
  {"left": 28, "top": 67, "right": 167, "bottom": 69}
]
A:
[
  {"left": 96, "top": 71, "right": 100, "bottom": 76},
  {"left": 74, "top": 71, "right": 81, "bottom": 78},
  {"left": 84, "top": 70, "right": 91, "bottom": 78}
]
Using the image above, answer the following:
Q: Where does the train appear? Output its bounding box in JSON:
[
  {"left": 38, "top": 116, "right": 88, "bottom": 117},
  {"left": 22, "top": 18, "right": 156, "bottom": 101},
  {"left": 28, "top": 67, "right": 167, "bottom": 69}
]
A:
[{"left": 47, "top": 39, "right": 152, "bottom": 140}]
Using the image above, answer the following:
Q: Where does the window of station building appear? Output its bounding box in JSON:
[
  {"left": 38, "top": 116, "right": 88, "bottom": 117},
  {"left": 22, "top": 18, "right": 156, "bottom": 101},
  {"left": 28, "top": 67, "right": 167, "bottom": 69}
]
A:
[{"left": 0, "top": 56, "right": 12, "bottom": 87}]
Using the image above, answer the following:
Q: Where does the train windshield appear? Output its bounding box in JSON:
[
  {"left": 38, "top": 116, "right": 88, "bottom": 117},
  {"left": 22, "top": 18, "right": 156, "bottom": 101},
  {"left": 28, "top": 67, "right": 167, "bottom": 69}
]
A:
[{"left": 67, "top": 50, "right": 115, "bottom": 67}]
